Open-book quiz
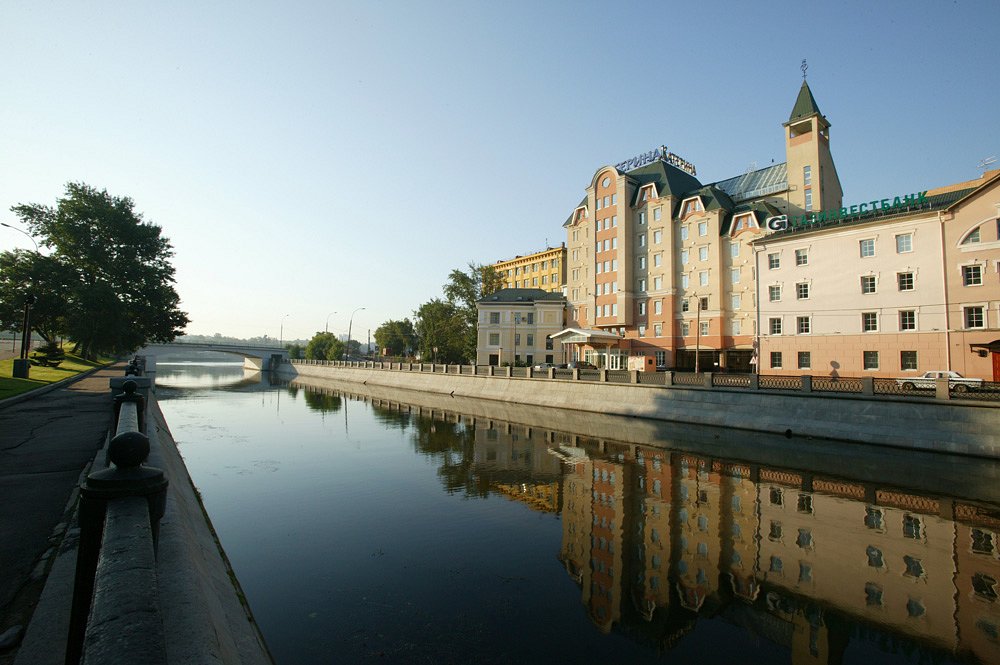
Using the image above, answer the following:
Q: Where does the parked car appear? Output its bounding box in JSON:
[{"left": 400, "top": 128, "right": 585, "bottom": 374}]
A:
[
  {"left": 895, "top": 370, "right": 983, "bottom": 393},
  {"left": 567, "top": 361, "right": 597, "bottom": 370},
  {"left": 533, "top": 362, "right": 564, "bottom": 371}
]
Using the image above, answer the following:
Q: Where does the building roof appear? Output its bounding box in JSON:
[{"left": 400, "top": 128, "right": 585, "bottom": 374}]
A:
[
  {"left": 711, "top": 163, "right": 788, "bottom": 202},
  {"left": 549, "top": 327, "right": 623, "bottom": 342},
  {"left": 626, "top": 160, "right": 703, "bottom": 204},
  {"left": 478, "top": 288, "right": 565, "bottom": 305},
  {"left": 787, "top": 80, "right": 823, "bottom": 124}
]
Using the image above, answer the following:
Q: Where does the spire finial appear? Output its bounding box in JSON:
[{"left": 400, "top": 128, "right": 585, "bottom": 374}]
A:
[{"left": 801, "top": 59, "right": 808, "bottom": 81}]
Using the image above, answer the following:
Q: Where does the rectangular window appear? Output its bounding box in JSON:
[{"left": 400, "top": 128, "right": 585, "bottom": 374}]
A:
[
  {"left": 897, "top": 272, "right": 914, "bottom": 291},
  {"left": 963, "top": 264, "right": 983, "bottom": 286},
  {"left": 488, "top": 333, "right": 500, "bottom": 345},
  {"left": 700, "top": 321, "right": 709, "bottom": 336},
  {"left": 965, "top": 306, "right": 985, "bottom": 329},
  {"left": 653, "top": 207, "right": 661, "bottom": 221},
  {"left": 698, "top": 221, "right": 708, "bottom": 236},
  {"left": 638, "top": 302, "right": 646, "bottom": 316},
  {"left": 611, "top": 194, "right": 617, "bottom": 205},
  {"left": 489, "top": 312, "right": 500, "bottom": 324},
  {"left": 731, "top": 294, "right": 741, "bottom": 309},
  {"left": 797, "top": 316, "right": 811, "bottom": 334},
  {"left": 796, "top": 282, "right": 809, "bottom": 299},
  {"left": 900, "top": 350, "right": 918, "bottom": 370},
  {"left": 653, "top": 276, "right": 662, "bottom": 290},
  {"left": 699, "top": 271, "right": 708, "bottom": 286},
  {"left": 699, "top": 246, "right": 709, "bottom": 261},
  {"left": 769, "top": 318, "right": 782, "bottom": 335},
  {"left": 863, "top": 350, "right": 879, "bottom": 370},
  {"left": 681, "top": 322, "right": 690, "bottom": 336},
  {"left": 795, "top": 248, "right": 809, "bottom": 266},
  {"left": 637, "top": 325, "right": 646, "bottom": 337},
  {"left": 732, "top": 319, "right": 741, "bottom": 335},
  {"left": 862, "top": 312, "right": 878, "bottom": 332},
  {"left": 770, "top": 352, "right": 783, "bottom": 369},
  {"left": 860, "top": 238, "right": 875, "bottom": 258},
  {"left": 638, "top": 257, "right": 646, "bottom": 269},
  {"left": 525, "top": 313, "right": 534, "bottom": 324},
  {"left": 639, "top": 234, "right": 646, "bottom": 247},
  {"left": 680, "top": 226, "right": 689, "bottom": 241},
  {"left": 731, "top": 267, "right": 740, "bottom": 283},
  {"left": 654, "top": 300, "right": 662, "bottom": 315},
  {"left": 654, "top": 254, "right": 662, "bottom": 267},
  {"left": 861, "top": 275, "right": 876, "bottom": 294},
  {"left": 896, "top": 233, "right": 913, "bottom": 253},
  {"left": 699, "top": 297, "right": 709, "bottom": 311},
  {"left": 769, "top": 285, "right": 781, "bottom": 301},
  {"left": 638, "top": 211, "right": 646, "bottom": 225},
  {"left": 596, "top": 263, "right": 602, "bottom": 274},
  {"left": 798, "top": 351, "right": 811, "bottom": 369},
  {"left": 682, "top": 299, "right": 690, "bottom": 312},
  {"left": 637, "top": 278, "right": 646, "bottom": 291},
  {"left": 526, "top": 334, "right": 534, "bottom": 346},
  {"left": 681, "top": 274, "right": 689, "bottom": 288},
  {"left": 603, "top": 196, "right": 609, "bottom": 208},
  {"left": 803, "top": 165, "right": 812, "bottom": 186},
  {"left": 681, "top": 250, "right": 689, "bottom": 265},
  {"left": 768, "top": 253, "right": 780, "bottom": 269},
  {"left": 804, "top": 188, "right": 813, "bottom": 211},
  {"left": 899, "top": 310, "right": 916, "bottom": 331},
  {"left": 653, "top": 230, "right": 662, "bottom": 244},
  {"left": 514, "top": 333, "right": 521, "bottom": 345}
]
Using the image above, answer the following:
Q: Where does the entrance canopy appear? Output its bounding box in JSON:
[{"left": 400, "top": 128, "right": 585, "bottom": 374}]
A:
[{"left": 549, "top": 327, "right": 624, "bottom": 345}]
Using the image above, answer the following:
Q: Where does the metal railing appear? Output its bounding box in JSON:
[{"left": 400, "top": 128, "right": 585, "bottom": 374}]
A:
[{"left": 285, "top": 359, "right": 1000, "bottom": 403}]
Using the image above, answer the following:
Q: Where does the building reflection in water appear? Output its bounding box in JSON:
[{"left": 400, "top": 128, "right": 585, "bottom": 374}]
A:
[{"left": 301, "top": 383, "right": 1000, "bottom": 664}]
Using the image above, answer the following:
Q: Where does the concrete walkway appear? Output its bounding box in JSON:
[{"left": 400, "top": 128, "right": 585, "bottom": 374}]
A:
[{"left": 0, "top": 364, "right": 120, "bottom": 663}]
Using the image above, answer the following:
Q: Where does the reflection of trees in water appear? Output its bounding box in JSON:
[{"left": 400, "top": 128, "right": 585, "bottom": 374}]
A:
[
  {"left": 369, "top": 405, "right": 412, "bottom": 432},
  {"left": 302, "top": 389, "right": 341, "bottom": 413},
  {"left": 410, "top": 418, "right": 490, "bottom": 497}
]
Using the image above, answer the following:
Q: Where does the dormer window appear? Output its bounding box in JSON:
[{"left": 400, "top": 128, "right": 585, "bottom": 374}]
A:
[
  {"left": 731, "top": 213, "right": 757, "bottom": 235},
  {"left": 681, "top": 197, "right": 704, "bottom": 217}
]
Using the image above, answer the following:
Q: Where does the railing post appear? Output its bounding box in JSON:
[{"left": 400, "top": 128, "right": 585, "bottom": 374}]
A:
[
  {"left": 704, "top": 372, "right": 713, "bottom": 388},
  {"left": 505, "top": 366, "right": 512, "bottom": 377},
  {"left": 631, "top": 370, "right": 640, "bottom": 384},
  {"left": 749, "top": 373, "right": 759, "bottom": 390},
  {"left": 599, "top": 369, "right": 608, "bottom": 382},
  {"left": 68, "top": 425, "right": 168, "bottom": 665},
  {"left": 935, "top": 378, "right": 951, "bottom": 400},
  {"left": 572, "top": 368, "right": 580, "bottom": 381},
  {"left": 665, "top": 371, "right": 674, "bottom": 386},
  {"left": 548, "top": 368, "right": 556, "bottom": 380},
  {"left": 801, "top": 375, "right": 813, "bottom": 393},
  {"left": 526, "top": 367, "right": 534, "bottom": 378},
  {"left": 489, "top": 365, "right": 496, "bottom": 377},
  {"left": 862, "top": 376, "right": 875, "bottom": 396}
]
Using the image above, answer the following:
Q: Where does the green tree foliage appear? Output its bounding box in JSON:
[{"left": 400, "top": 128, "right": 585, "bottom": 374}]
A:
[
  {"left": 0, "top": 250, "right": 75, "bottom": 343},
  {"left": 305, "top": 332, "right": 345, "bottom": 361},
  {"left": 285, "top": 343, "right": 304, "bottom": 360},
  {"left": 373, "top": 318, "right": 416, "bottom": 357},
  {"left": 440, "top": 263, "right": 503, "bottom": 362},
  {"left": 413, "top": 299, "right": 466, "bottom": 364},
  {"left": 5, "top": 183, "right": 188, "bottom": 358}
]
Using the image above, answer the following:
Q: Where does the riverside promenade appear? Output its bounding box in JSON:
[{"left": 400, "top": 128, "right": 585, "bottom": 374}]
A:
[
  {"left": 0, "top": 363, "right": 272, "bottom": 665},
  {"left": 0, "top": 364, "right": 120, "bottom": 663}
]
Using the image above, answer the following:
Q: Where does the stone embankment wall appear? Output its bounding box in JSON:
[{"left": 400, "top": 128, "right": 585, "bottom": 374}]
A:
[{"left": 279, "top": 363, "right": 1000, "bottom": 458}]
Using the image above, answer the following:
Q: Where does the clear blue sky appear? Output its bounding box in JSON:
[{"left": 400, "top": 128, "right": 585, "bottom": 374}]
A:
[{"left": 2, "top": 1, "right": 997, "bottom": 341}]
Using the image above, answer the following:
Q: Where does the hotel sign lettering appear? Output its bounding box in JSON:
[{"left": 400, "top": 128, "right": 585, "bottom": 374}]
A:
[
  {"left": 766, "top": 191, "right": 929, "bottom": 231},
  {"left": 614, "top": 145, "right": 697, "bottom": 176}
]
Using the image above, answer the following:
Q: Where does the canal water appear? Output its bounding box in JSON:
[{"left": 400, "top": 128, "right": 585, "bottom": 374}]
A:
[{"left": 156, "top": 360, "right": 1000, "bottom": 664}]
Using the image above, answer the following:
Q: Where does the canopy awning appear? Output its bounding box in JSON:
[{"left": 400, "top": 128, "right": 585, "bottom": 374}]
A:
[{"left": 549, "top": 327, "right": 623, "bottom": 345}]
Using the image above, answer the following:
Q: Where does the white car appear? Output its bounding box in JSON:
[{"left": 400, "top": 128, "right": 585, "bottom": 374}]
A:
[{"left": 895, "top": 371, "right": 983, "bottom": 393}]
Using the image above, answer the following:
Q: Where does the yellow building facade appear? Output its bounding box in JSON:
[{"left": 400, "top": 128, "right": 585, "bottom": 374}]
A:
[{"left": 493, "top": 244, "right": 567, "bottom": 294}]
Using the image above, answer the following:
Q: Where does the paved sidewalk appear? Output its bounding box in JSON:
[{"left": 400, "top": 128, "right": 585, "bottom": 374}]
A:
[{"left": 0, "top": 364, "right": 121, "bottom": 661}]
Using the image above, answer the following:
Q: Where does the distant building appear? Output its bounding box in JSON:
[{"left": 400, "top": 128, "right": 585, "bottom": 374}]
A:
[
  {"left": 475, "top": 288, "right": 566, "bottom": 366},
  {"left": 493, "top": 245, "right": 566, "bottom": 294}
]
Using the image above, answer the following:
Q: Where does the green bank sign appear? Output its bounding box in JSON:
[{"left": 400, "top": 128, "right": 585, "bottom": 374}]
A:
[{"left": 766, "top": 191, "right": 929, "bottom": 231}]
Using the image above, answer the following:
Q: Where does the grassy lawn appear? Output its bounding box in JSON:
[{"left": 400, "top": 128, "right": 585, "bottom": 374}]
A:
[{"left": 0, "top": 354, "right": 113, "bottom": 401}]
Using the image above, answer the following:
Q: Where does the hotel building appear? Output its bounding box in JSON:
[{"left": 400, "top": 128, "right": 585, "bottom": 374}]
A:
[
  {"left": 561, "top": 79, "right": 843, "bottom": 372},
  {"left": 558, "top": 78, "right": 1000, "bottom": 380}
]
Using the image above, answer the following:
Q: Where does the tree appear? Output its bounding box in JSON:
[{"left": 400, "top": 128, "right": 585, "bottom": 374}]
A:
[
  {"left": 374, "top": 318, "right": 416, "bottom": 357},
  {"left": 0, "top": 250, "right": 75, "bottom": 344},
  {"left": 441, "top": 263, "right": 503, "bottom": 362},
  {"left": 285, "top": 343, "right": 304, "bottom": 360},
  {"left": 305, "top": 332, "right": 344, "bottom": 361},
  {"left": 7, "top": 183, "right": 188, "bottom": 358},
  {"left": 413, "top": 299, "right": 466, "bottom": 364}
]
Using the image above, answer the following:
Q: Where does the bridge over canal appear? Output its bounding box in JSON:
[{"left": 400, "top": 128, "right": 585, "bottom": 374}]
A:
[{"left": 140, "top": 341, "right": 289, "bottom": 371}]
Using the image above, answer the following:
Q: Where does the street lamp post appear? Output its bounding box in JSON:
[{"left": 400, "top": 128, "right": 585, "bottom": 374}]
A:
[
  {"left": 12, "top": 294, "right": 36, "bottom": 379},
  {"left": 694, "top": 296, "right": 701, "bottom": 374},
  {"left": 279, "top": 314, "right": 290, "bottom": 347},
  {"left": 345, "top": 307, "right": 366, "bottom": 361},
  {"left": 325, "top": 312, "right": 338, "bottom": 334},
  {"left": 1, "top": 222, "right": 39, "bottom": 252}
]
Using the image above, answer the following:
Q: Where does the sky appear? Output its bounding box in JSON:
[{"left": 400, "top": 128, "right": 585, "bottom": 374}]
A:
[{"left": 1, "top": 0, "right": 998, "bottom": 342}]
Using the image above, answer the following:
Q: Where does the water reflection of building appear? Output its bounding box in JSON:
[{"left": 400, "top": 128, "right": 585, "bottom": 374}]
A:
[
  {"left": 551, "top": 435, "right": 1000, "bottom": 662},
  {"left": 472, "top": 422, "right": 563, "bottom": 512}
]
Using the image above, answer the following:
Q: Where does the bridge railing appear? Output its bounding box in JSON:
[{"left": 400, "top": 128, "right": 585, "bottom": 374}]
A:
[
  {"left": 283, "top": 359, "right": 1000, "bottom": 403},
  {"left": 67, "top": 370, "right": 169, "bottom": 665}
]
